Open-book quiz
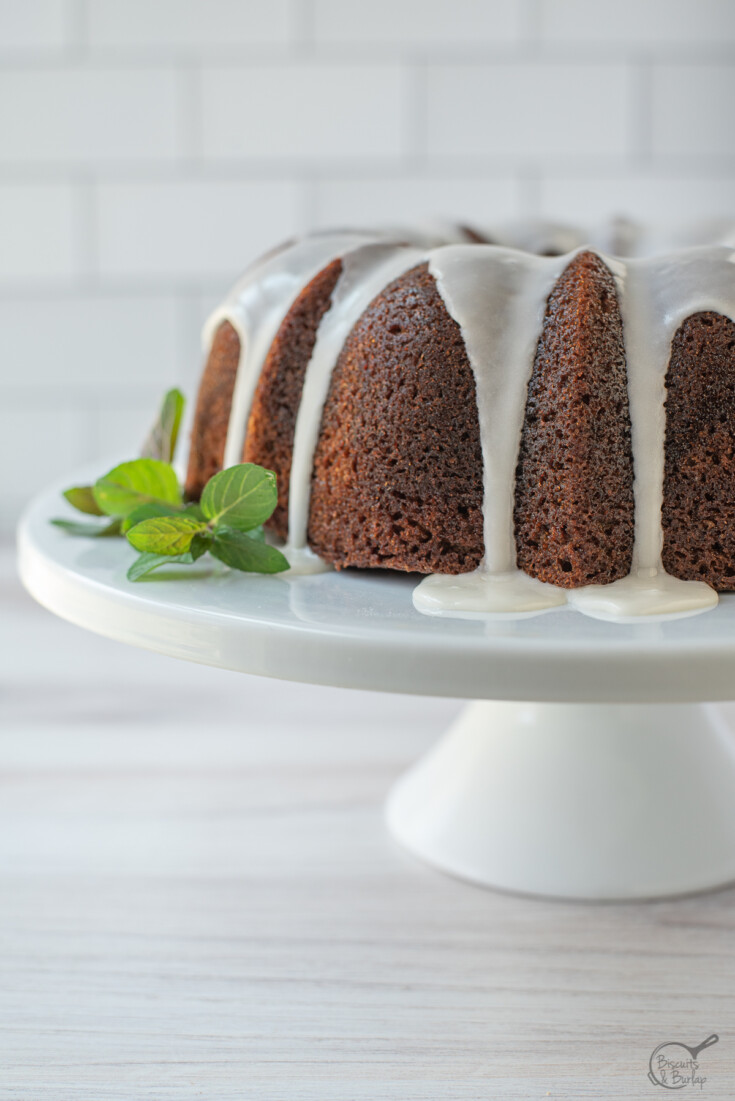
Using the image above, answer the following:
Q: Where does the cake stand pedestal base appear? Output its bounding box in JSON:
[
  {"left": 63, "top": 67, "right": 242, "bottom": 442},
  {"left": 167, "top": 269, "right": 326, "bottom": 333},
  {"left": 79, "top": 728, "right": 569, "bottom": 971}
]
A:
[{"left": 386, "top": 701, "right": 735, "bottom": 900}]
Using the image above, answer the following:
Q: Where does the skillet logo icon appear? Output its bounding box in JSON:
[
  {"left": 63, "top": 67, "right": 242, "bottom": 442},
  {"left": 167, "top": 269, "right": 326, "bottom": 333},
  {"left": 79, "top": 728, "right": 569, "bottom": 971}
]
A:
[{"left": 648, "top": 1034, "right": 719, "bottom": 1090}]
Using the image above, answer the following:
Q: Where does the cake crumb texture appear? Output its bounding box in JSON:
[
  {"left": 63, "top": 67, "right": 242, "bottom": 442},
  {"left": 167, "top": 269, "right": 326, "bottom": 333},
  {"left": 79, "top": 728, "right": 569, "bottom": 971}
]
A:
[
  {"left": 307, "top": 263, "right": 485, "bottom": 573},
  {"left": 514, "top": 250, "right": 635, "bottom": 587},
  {"left": 185, "top": 320, "right": 240, "bottom": 500},
  {"left": 663, "top": 311, "right": 735, "bottom": 590},
  {"left": 245, "top": 259, "right": 343, "bottom": 540}
]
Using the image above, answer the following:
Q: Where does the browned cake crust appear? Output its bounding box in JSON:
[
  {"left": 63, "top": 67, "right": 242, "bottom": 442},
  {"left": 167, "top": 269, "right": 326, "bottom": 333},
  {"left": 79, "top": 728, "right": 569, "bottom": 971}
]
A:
[
  {"left": 187, "top": 248, "right": 735, "bottom": 595},
  {"left": 514, "top": 250, "right": 635, "bottom": 587},
  {"left": 244, "top": 259, "right": 343, "bottom": 539},
  {"left": 307, "top": 263, "right": 484, "bottom": 573},
  {"left": 663, "top": 311, "right": 735, "bottom": 590},
  {"left": 185, "top": 320, "right": 240, "bottom": 499}
]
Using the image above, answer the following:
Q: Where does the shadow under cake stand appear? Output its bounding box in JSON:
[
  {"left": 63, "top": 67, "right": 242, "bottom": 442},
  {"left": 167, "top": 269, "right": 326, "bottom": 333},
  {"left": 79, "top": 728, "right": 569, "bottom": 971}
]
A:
[{"left": 18, "top": 472, "right": 735, "bottom": 902}]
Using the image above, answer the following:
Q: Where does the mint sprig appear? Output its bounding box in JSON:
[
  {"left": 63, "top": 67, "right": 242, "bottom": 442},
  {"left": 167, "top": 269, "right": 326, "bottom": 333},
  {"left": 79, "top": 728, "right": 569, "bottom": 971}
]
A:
[
  {"left": 56, "top": 388, "right": 185, "bottom": 534},
  {"left": 124, "top": 463, "right": 287, "bottom": 578},
  {"left": 63, "top": 486, "right": 105, "bottom": 516},
  {"left": 120, "top": 501, "right": 198, "bottom": 534},
  {"left": 140, "top": 387, "right": 185, "bottom": 464},
  {"left": 126, "top": 537, "right": 209, "bottom": 582},
  {"left": 93, "top": 458, "right": 182, "bottom": 518},
  {"left": 51, "top": 517, "right": 122, "bottom": 537},
  {"left": 211, "top": 526, "right": 288, "bottom": 573},
  {"left": 127, "top": 514, "right": 209, "bottom": 556},
  {"left": 200, "top": 463, "right": 278, "bottom": 530},
  {"left": 51, "top": 388, "right": 290, "bottom": 582}
]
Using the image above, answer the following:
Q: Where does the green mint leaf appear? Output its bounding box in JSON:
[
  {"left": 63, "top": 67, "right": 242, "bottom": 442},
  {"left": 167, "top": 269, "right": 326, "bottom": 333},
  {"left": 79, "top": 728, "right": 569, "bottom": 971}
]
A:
[
  {"left": 93, "top": 458, "right": 182, "bottom": 518},
  {"left": 127, "top": 534, "right": 209, "bottom": 581},
  {"left": 120, "top": 500, "right": 185, "bottom": 534},
  {"left": 188, "top": 533, "right": 210, "bottom": 561},
  {"left": 51, "top": 518, "right": 122, "bottom": 537},
  {"left": 63, "top": 485, "right": 105, "bottom": 516},
  {"left": 248, "top": 525, "right": 265, "bottom": 542},
  {"left": 126, "top": 515, "right": 207, "bottom": 556},
  {"left": 200, "top": 463, "right": 277, "bottom": 532},
  {"left": 140, "top": 388, "right": 186, "bottom": 463},
  {"left": 127, "top": 550, "right": 196, "bottom": 582},
  {"left": 210, "top": 527, "right": 289, "bottom": 573}
]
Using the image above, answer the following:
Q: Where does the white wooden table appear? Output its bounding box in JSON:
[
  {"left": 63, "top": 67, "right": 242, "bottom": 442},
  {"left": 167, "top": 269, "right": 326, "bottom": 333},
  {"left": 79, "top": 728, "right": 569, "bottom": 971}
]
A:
[{"left": 2, "top": 544, "right": 735, "bottom": 1099}]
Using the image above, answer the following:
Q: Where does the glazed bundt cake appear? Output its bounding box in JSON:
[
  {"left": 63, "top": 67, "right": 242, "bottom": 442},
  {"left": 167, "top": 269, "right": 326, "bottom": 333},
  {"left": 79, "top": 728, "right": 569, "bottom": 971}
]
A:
[{"left": 185, "top": 224, "right": 735, "bottom": 621}]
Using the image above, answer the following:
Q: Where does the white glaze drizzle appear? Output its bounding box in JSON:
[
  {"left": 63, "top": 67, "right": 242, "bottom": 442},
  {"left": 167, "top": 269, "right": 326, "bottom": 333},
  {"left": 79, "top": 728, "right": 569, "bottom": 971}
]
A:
[
  {"left": 284, "top": 243, "right": 425, "bottom": 571},
  {"left": 570, "top": 247, "right": 735, "bottom": 620},
  {"left": 209, "top": 227, "right": 735, "bottom": 621},
  {"left": 418, "top": 244, "right": 735, "bottom": 621},
  {"left": 207, "top": 233, "right": 378, "bottom": 470},
  {"left": 417, "top": 246, "right": 571, "bottom": 614}
]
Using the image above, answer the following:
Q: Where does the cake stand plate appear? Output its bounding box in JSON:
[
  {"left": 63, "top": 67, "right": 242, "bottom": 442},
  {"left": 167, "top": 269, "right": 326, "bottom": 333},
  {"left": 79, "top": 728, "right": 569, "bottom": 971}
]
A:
[{"left": 18, "top": 472, "right": 735, "bottom": 901}]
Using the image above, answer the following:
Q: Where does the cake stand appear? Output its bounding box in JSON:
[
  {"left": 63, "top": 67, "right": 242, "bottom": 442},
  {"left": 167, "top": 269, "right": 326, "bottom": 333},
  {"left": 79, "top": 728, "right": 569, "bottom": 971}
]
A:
[{"left": 17, "top": 470, "right": 735, "bottom": 901}]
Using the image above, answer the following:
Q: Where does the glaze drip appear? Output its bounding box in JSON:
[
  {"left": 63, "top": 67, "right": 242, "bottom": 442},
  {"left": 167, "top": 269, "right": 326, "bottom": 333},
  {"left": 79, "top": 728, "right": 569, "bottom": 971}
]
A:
[
  {"left": 422, "top": 246, "right": 569, "bottom": 614},
  {"left": 211, "top": 233, "right": 377, "bottom": 469},
  {"left": 286, "top": 243, "right": 425, "bottom": 561},
  {"left": 573, "top": 248, "right": 735, "bottom": 619},
  {"left": 201, "top": 227, "right": 735, "bottom": 621}
]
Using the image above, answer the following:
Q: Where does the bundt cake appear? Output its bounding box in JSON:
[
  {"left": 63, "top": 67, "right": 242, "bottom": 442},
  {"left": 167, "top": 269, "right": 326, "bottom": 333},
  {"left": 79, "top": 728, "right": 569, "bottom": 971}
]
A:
[{"left": 185, "top": 223, "right": 735, "bottom": 621}]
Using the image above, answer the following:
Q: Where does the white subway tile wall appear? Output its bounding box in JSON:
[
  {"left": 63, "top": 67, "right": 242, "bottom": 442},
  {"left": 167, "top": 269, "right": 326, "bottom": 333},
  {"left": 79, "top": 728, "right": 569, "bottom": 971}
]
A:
[
  {"left": 0, "top": 1, "right": 70, "bottom": 55},
  {"left": 0, "top": 183, "right": 76, "bottom": 282},
  {"left": 651, "top": 65, "right": 735, "bottom": 158},
  {"left": 0, "top": 66, "right": 180, "bottom": 164},
  {"left": 201, "top": 65, "right": 409, "bottom": 161},
  {"left": 426, "top": 63, "right": 631, "bottom": 158},
  {"left": 87, "top": 0, "right": 292, "bottom": 51},
  {"left": 313, "top": 1, "right": 524, "bottom": 47},
  {"left": 539, "top": 0, "right": 735, "bottom": 45},
  {"left": 1, "top": 0, "right": 733, "bottom": 529},
  {"left": 312, "top": 175, "right": 519, "bottom": 229},
  {"left": 96, "top": 180, "right": 302, "bottom": 279}
]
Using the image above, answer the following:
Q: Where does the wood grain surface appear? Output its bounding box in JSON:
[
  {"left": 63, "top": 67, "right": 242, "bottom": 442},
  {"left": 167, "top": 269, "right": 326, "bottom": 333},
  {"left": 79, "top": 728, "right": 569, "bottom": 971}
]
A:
[{"left": 2, "top": 546, "right": 734, "bottom": 1100}]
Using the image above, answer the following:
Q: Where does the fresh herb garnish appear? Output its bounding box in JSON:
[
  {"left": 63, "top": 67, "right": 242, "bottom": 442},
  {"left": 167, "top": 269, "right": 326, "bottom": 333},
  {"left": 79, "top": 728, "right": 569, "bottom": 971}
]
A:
[
  {"left": 210, "top": 526, "right": 289, "bottom": 574},
  {"left": 140, "top": 387, "right": 185, "bottom": 463},
  {"left": 126, "top": 514, "right": 209, "bottom": 556},
  {"left": 51, "top": 517, "right": 122, "bottom": 537},
  {"left": 126, "top": 550, "right": 202, "bottom": 582},
  {"left": 62, "top": 486, "right": 105, "bottom": 516},
  {"left": 54, "top": 389, "right": 186, "bottom": 535},
  {"left": 120, "top": 501, "right": 195, "bottom": 534},
  {"left": 93, "top": 458, "right": 182, "bottom": 518},
  {"left": 200, "top": 463, "right": 278, "bottom": 530},
  {"left": 51, "top": 388, "right": 288, "bottom": 581}
]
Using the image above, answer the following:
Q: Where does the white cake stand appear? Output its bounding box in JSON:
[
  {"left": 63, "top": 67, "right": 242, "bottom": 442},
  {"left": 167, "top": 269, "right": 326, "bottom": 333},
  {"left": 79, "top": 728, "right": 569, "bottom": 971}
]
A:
[{"left": 18, "top": 472, "right": 735, "bottom": 901}]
